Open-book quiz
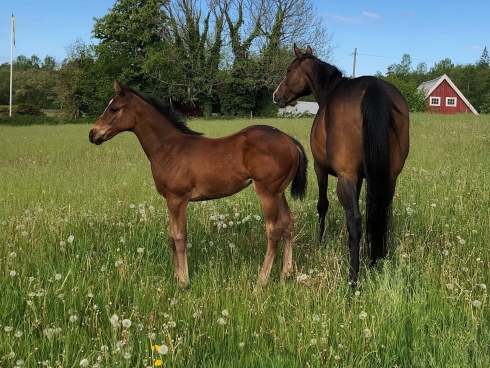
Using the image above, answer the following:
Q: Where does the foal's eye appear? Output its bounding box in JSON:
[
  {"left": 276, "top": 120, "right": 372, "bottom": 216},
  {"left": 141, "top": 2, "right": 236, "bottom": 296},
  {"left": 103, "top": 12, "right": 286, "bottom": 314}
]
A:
[{"left": 109, "top": 107, "right": 119, "bottom": 114}]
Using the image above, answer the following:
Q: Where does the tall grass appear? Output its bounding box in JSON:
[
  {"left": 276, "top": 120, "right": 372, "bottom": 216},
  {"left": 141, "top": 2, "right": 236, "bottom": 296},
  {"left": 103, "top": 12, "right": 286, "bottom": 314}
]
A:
[{"left": 0, "top": 113, "right": 489, "bottom": 367}]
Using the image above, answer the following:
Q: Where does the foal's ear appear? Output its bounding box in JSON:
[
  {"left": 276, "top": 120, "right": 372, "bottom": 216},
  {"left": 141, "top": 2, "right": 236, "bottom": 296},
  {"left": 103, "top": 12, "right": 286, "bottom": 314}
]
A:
[
  {"left": 305, "top": 45, "right": 313, "bottom": 55},
  {"left": 294, "top": 43, "right": 303, "bottom": 58}
]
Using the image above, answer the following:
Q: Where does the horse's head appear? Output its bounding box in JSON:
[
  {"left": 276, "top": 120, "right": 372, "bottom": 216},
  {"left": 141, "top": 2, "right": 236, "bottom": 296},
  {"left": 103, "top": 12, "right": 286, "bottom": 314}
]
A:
[
  {"left": 89, "top": 81, "right": 136, "bottom": 145},
  {"left": 273, "top": 44, "right": 315, "bottom": 108}
]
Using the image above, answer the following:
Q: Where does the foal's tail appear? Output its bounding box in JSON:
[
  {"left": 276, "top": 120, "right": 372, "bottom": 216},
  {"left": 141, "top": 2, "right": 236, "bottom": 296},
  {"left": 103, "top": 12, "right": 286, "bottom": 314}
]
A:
[
  {"left": 361, "top": 82, "right": 401, "bottom": 264},
  {"left": 289, "top": 137, "right": 308, "bottom": 200}
]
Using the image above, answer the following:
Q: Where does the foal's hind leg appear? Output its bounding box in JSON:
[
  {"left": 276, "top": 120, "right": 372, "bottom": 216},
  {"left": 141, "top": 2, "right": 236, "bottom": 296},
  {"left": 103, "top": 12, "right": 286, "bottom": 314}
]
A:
[
  {"left": 255, "top": 189, "right": 284, "bottom": 287},
  {"left": 278, "top": 194, "right": 294, "bottom": 284},
  {"left": 166, "top": 196, "right": 190, "bottom": 289}
]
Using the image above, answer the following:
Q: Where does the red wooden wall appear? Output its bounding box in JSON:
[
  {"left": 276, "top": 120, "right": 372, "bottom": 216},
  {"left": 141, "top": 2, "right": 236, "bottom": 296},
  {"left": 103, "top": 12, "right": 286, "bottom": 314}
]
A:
[{"left": 426, "top": 80, "right": 471, "bottom": 114}]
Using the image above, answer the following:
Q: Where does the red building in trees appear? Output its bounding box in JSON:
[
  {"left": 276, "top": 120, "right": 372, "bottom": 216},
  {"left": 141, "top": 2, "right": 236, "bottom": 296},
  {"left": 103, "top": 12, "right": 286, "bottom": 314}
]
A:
[{"left": 418, "top": 74, "right": 479, "bottom": 114}]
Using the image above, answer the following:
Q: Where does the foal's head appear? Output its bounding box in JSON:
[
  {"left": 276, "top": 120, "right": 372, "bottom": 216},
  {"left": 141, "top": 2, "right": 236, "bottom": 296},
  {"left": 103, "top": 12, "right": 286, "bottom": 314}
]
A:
[
  {"left": 273, "top": 44, "right": 316, "bottom": 108},
  {"left": 89, "top": 81, "right": 137, "bottom": 145}
]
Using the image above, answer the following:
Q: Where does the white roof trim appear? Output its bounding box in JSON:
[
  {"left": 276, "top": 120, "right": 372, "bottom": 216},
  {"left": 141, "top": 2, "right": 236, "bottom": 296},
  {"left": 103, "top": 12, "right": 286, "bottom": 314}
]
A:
[{"left": 418, "top": 74, "right": 479, "bottom": 115}]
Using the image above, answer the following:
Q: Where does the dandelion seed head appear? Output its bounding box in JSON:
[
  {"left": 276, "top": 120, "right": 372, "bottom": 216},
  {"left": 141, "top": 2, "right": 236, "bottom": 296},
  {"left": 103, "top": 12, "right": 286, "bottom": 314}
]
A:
[
  {"left": 358, "top": 311, "right": 368, "bottom": 320},
  {"left": 472, "top": 300, "right": 482, "bottom": 307},
  {"left": 55, "top": 273, "right": 62, "bottom": 280},
  {"left": 67, "top": 235, "right": 75, "bottom": 244},
  {"left": 363, "top": 328, "right": 372, "bottom": 338},
  {"left": 9, "top": 270, "right": 16, "bottom": 277},
  {"left": 217, "top": 317, "right": 226, "bottom": 325},
  {"left": 158, "top": 344, "right": 169, "bottom": 355},
  {"left": 122, "top": 319, "right": 132, "bottom": 328},
  {"left": 221, "top": 309, "right": 229, "bottom": 317},
  {"left": 79, "top": 359, "right": 89, "bottom": 367}
]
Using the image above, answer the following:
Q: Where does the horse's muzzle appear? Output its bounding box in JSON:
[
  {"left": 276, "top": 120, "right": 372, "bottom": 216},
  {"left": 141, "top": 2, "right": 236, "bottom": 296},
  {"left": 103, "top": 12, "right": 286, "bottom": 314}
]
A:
[{"left": 89, "top": 129, "right": 103, "bottom": 145}]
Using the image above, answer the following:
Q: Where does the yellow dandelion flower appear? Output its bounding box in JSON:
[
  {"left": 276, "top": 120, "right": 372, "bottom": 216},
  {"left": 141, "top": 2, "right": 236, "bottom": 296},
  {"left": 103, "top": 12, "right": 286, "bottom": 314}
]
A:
[
  {"left": 155, "top": 359, "right": 163, "bottom": 366},
  {"left": 152, "top": 344, "right": 160, "bottom": 351}
]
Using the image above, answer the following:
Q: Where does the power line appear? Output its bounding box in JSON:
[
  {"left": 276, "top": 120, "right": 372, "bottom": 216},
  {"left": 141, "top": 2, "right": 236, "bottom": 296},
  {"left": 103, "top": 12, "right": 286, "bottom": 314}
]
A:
[{"left": 357, "top": 52, "right": 439, "bottom": 64}]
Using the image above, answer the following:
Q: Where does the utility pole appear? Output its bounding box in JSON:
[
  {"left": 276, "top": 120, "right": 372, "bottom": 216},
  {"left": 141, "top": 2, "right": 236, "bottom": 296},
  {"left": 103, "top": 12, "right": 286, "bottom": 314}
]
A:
[
  {"left": 9, "top": 14, "right": 15, "bottom": 117},
  {"left": 352, "top": 48, "right": 357, "bottom": 79}
]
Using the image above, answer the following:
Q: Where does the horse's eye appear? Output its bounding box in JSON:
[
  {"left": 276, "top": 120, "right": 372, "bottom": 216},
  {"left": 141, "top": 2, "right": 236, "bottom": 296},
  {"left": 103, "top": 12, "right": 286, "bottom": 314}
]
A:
[{"left": 110, "top": 107, "right": 119, "bottom": 114}]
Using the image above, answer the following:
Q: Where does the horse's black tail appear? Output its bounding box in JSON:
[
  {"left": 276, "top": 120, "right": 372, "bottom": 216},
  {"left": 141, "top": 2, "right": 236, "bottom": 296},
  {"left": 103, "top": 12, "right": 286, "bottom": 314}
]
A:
[
  {"left": 290, "top": 137, "right": 308, "bottom": 200},
  {"left": 361, "top": 82, "right": 400, "bottom": 264}
]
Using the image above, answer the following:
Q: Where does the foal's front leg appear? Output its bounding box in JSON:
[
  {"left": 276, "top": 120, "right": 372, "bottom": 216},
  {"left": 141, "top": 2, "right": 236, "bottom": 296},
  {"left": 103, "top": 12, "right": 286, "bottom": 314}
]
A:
[{"left": 166, "top": 196, "right": 190, "bottom": 289}]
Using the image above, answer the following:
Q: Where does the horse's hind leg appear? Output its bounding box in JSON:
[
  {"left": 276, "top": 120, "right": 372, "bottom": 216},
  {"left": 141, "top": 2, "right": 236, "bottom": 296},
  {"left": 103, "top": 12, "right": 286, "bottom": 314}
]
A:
[
  {"left": 336, "top": 175, "right": 362, "bottom": 286},
  {"left": 315, "top": 162, "right": 329, "bottom": 242}
]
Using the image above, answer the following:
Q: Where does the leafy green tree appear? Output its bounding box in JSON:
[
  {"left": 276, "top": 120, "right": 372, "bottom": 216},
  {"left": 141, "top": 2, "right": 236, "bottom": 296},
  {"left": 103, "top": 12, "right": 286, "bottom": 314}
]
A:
[
  {"left": 56, "top": 40, "right": 107, "bottom": 116},
  {"left": 382, "top": 75, "right": 426, "bottom": 112},
  {"left": 92, "top": 0, "right": 166, "bottom": 94},
  {"left": 0, "top": 63, "right": 10, "bottom": 106},
  {"left": 478, "top": 46, "right": 489, "bottom": 67}
]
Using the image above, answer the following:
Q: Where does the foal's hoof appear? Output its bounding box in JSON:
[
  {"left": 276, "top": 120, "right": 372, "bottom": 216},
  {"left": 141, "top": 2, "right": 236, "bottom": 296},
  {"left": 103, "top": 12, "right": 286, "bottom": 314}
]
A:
[{"left": 177, "top": 278, "right": 190, "bottom": 289}]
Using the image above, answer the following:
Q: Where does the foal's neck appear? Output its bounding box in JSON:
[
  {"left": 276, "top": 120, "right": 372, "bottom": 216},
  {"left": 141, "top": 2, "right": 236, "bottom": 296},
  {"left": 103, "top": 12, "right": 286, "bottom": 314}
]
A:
[{"left": 131, "top": 106, "right": 181, "bottom": 161}]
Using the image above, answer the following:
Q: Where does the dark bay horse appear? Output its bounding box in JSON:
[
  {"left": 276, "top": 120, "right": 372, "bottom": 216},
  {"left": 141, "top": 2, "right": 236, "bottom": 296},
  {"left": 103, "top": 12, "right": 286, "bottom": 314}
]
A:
[
  {"left": 274, "top": 45, "right": 410, "bottom": 285},
  {"left": 89, "top": 81, "right": 307, "bottom": 288}
]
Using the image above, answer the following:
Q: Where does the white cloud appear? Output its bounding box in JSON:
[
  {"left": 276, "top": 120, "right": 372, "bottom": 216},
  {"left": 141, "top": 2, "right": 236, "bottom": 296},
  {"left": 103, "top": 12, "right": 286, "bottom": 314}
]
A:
[
  {"left": 362, "top": 12, "right": 381, "bottom": 19},
  {"left": 326, "top": 13, "right": 362, "bottom": 23}
]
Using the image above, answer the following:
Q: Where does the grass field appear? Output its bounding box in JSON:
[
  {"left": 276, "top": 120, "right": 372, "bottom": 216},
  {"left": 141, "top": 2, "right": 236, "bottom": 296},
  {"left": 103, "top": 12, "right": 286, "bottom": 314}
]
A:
[{"left": 1, "top": 113, "right": 489, "bottom": 367}]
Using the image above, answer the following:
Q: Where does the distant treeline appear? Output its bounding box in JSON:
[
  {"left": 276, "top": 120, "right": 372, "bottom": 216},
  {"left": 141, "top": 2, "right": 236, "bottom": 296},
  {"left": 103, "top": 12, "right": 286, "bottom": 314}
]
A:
[{"left": 1, "top": 0, "right": 489, "bottom": 118}]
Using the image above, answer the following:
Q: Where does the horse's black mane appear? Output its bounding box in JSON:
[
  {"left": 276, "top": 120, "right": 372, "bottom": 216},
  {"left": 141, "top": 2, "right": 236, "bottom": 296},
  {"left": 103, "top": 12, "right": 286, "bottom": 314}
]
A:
[
  {"left": 129, "top": 87, "right": 203, "bottom": 136},
  {"left": 301, "top": 53, "right": 347, "bottom": 90}
]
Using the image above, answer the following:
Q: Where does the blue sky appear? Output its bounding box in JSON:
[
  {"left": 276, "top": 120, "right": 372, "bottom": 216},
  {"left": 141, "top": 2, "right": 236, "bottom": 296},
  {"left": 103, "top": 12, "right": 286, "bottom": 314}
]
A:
[{"left": 1, "top": 0, "right": 489, "bottom": 77}]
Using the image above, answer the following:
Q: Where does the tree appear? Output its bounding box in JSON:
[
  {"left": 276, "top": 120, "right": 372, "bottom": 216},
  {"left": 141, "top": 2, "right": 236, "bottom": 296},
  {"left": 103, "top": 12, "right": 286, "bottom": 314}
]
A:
[
  {"left": 215, "top": 0, "right": 333, "bottom": 116},
  {"left": 56, "top": 40, "right": 104, "bottom": 116},
  {"left": 478, "top": 46, "right": 489, "bottom": 67},
  {"left": 387, "top": 54, "right": 412, "bottom": 80},
  {"left": 92, "top": 0, "right": 166, "bottom": 94},
  {"left": 144, "top": 0, "right": 224, "bottom": 111}
]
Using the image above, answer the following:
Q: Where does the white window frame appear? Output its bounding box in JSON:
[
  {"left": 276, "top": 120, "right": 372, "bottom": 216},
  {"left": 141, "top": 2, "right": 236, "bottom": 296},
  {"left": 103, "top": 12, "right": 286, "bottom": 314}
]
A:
[
  {"left": 430, "top": 97, "right": 441, "bottom": 106},
  {"left": 446, "top": 97, "right": 457, "bottom": 107}
]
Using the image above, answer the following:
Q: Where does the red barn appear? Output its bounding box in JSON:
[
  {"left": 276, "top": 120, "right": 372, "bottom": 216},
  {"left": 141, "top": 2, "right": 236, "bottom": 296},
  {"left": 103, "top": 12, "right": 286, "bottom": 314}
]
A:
[{"left": 417, "top": 74, "right": 478, "bottom": 114}]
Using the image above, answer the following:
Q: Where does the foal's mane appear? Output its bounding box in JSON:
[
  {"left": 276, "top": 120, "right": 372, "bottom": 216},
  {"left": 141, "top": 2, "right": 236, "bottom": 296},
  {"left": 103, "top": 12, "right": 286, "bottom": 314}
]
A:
[{"left": 129, "top": 88, "right": 203, "bottom": 136}]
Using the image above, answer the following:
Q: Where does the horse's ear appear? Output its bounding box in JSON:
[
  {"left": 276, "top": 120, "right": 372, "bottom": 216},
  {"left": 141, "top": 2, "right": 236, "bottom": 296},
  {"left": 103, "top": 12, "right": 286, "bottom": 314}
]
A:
[
  {"left": 114, "top": 80, "right": 131, "bottom": 98},
  {"left": 114, "top": 80, "right": 124, "bottom": 94},
  {"left": 306, "top": 45, "right": 313, "bottom": 55},
  {"left": 294, "top": 43, "right": 303, "bottom": 58}
]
